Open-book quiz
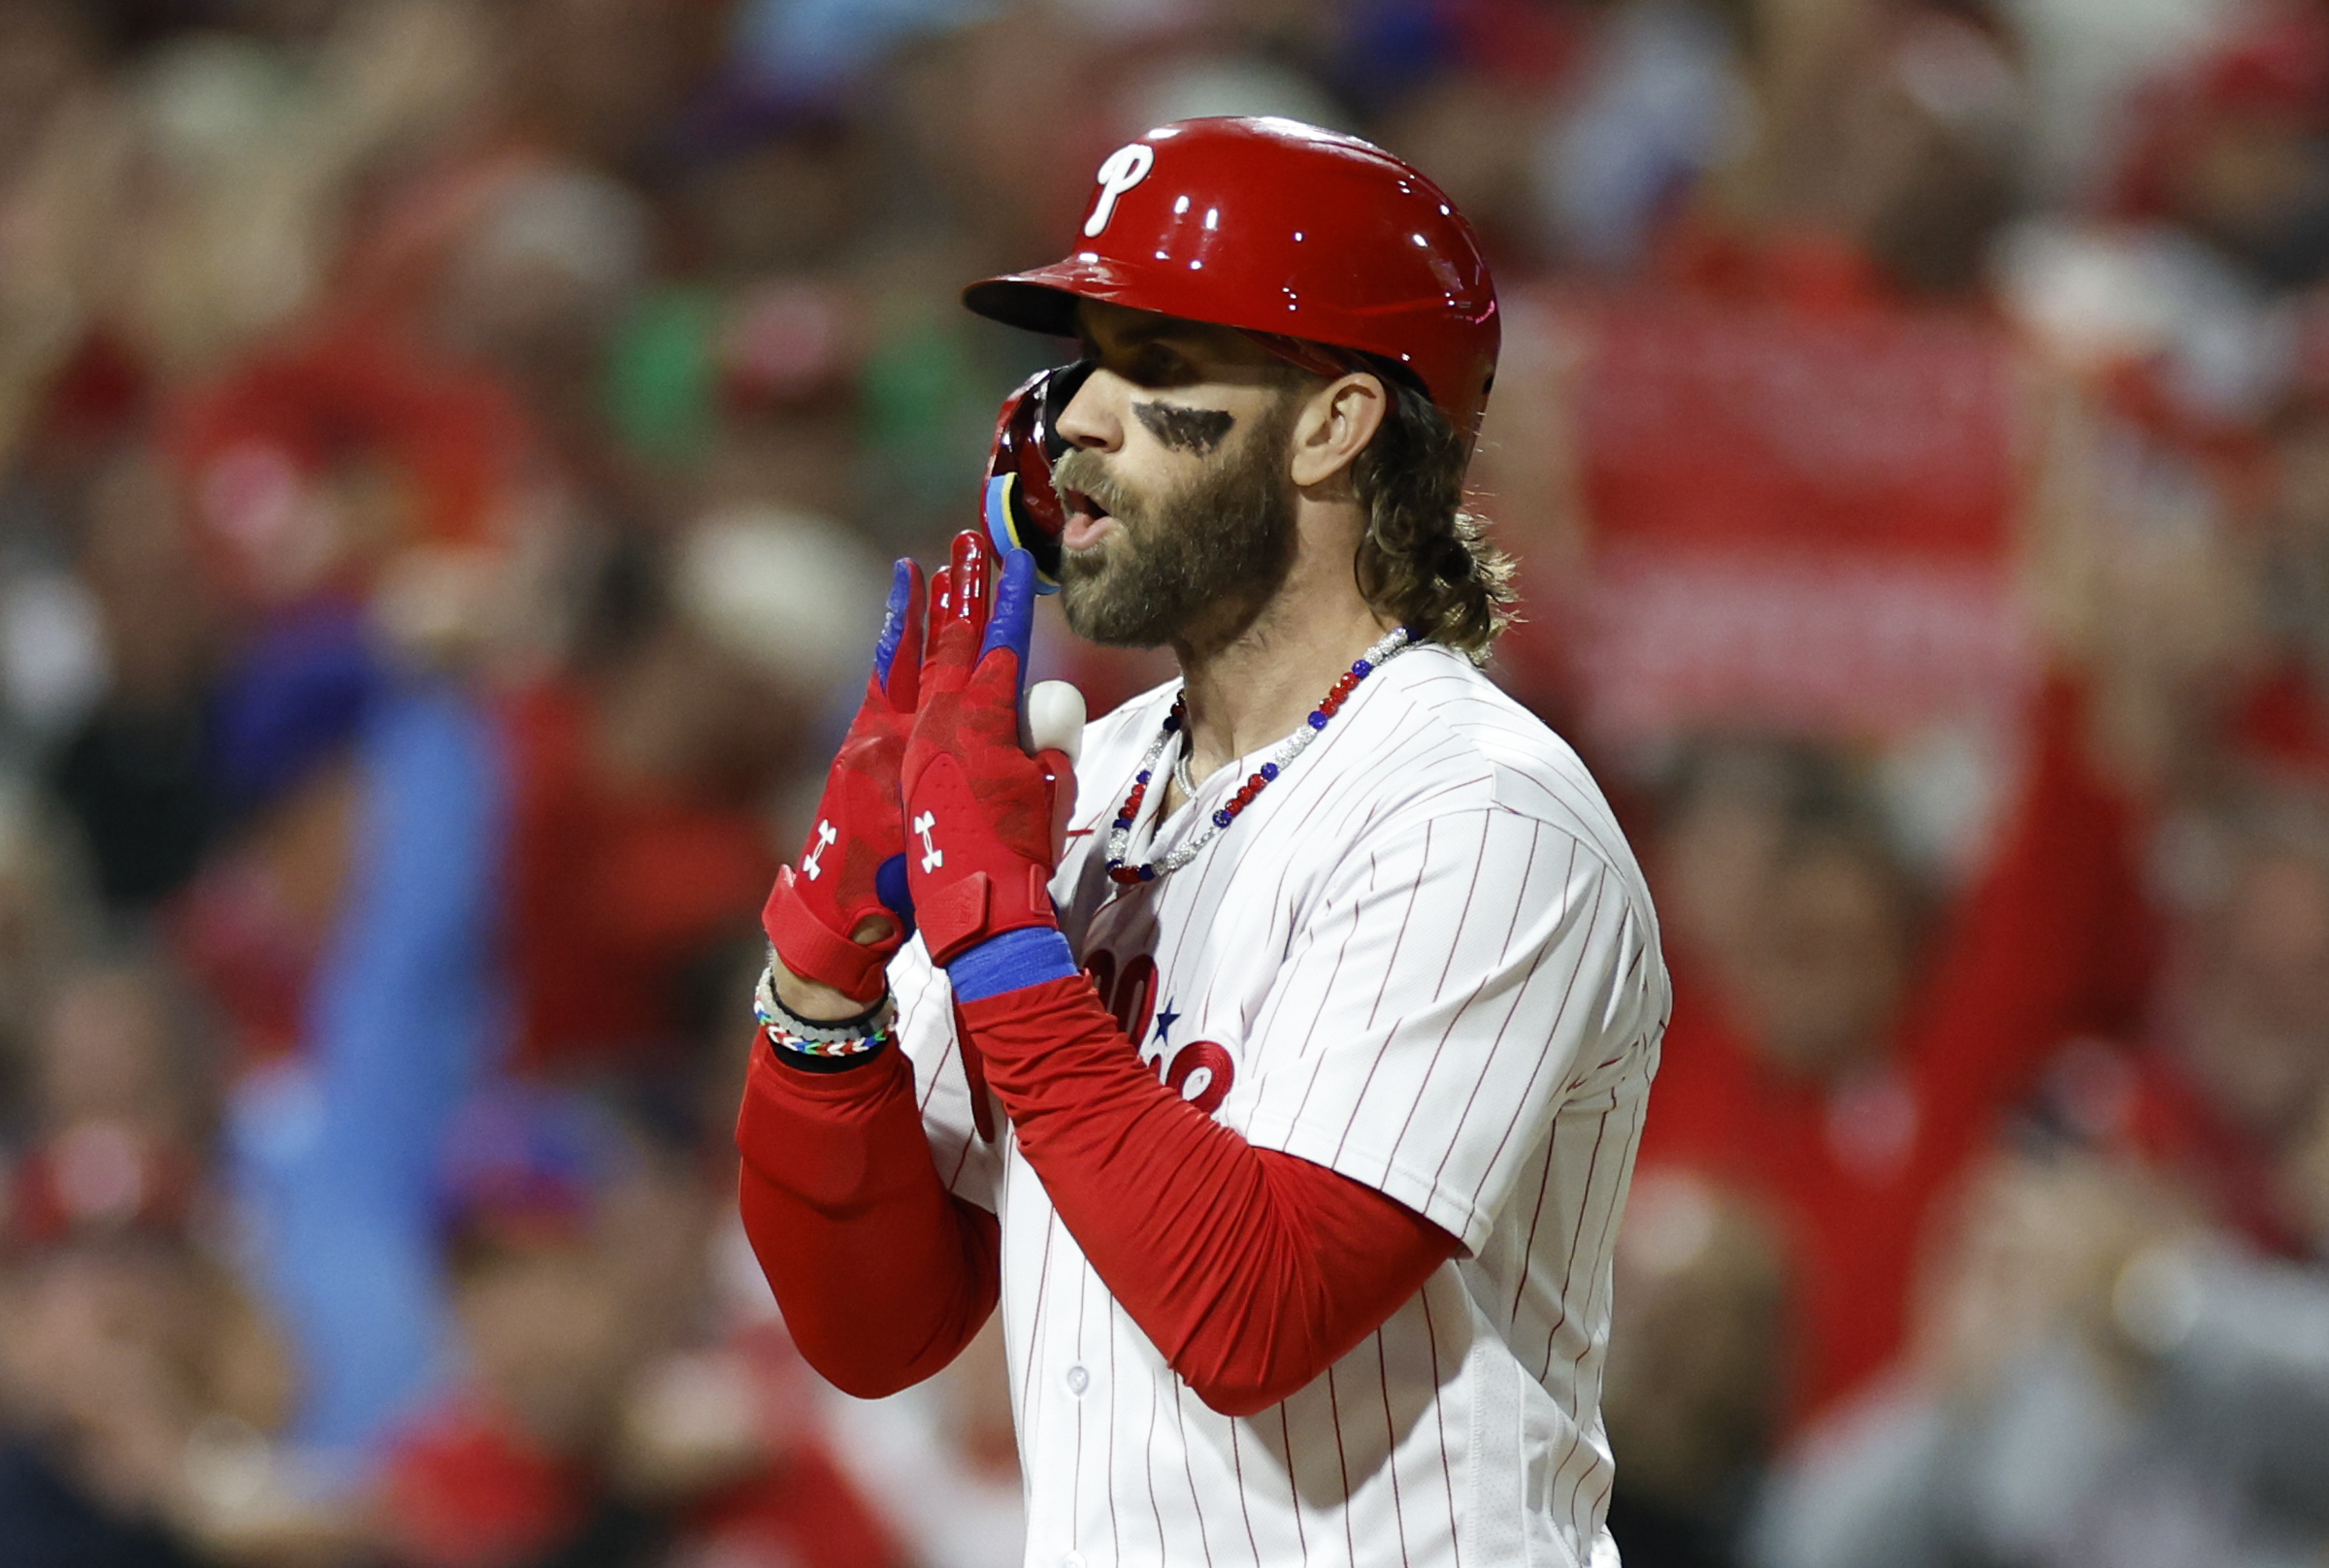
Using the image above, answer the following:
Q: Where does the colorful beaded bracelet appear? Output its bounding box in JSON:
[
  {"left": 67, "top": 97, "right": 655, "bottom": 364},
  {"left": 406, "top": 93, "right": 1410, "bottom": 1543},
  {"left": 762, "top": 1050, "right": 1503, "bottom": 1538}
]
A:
[{"left": 753, "top": 966, "right": 895, "bottom": 1059}]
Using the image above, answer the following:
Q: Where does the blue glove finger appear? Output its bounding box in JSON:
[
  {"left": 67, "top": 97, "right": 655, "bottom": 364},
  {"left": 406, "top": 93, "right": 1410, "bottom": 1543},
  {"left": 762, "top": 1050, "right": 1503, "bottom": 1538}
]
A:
[
  {"left": 874, "top": 853, "right": 915, "bottom": 939},
  {"left": 980, "top": 548, "right": 1037, "bottom": 702},
  {"left": 872, "top": 558, "right": 915, "bottom": 688},
  {"left": 985, "top": 475, "right": 1062, "bottom": 596}
]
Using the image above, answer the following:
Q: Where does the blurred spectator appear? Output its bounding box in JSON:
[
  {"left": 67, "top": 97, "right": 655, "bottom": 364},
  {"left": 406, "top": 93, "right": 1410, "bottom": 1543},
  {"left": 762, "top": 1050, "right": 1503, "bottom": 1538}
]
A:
[
  {"left": 1634, "top": 675, "right": 2153, "bottom": 1434},
  {"left": 1748, "top": 1144, "right": 2329, "bottom": 1568},
  {"left": 0, "top": 1224, "right": 289, "bottom": 1567},
  {"left": 170, "top": 607, "right": 383, "bottom": 1071},
  {"left": 1747, "top": 781, "right": 2329, "bottom": 1568},
  {"left": 1742, "top": 0, "right": 2029, "bottom": 300},
  {"left": 1531, "top": 0, "right": 1750, "bottom": 273},
  {"left": 169, "top": 325, "right": 535, "bottom": 637},
  {"left": 378, "top": 1082, "right": 899, "bottom": 1568},
  {"left": 1602, "top": 1171, "right": 1792, "bottom": 1568},
  {"left": 501, "top": 507, "right": 876, "bottom": 1080},
  {"left": 496, "top": 0, "right": 728, "bottom": 176},
  {"left": 0, "top": 951, "right": 306, "bottom": 1566},
  {"left": 213, "top": 632, "right": 503, "bottom": 1467},
  {"left": 29, "top": 960, "right": 214, "bottom": 1148},
  {"left": 2109, "top": 788, "right": 2329, "bottom": 1254},
  {"left": 2112, "top": 0, "right": 2329, "bottom": 293},
  {"left": 49, "top": 450, "right": 220, "bottom": 914}
]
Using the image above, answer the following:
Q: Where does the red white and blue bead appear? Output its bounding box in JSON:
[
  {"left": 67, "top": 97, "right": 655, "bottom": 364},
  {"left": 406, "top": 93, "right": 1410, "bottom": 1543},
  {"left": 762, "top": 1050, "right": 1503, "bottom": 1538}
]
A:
[{"left": 1105, "top": 626, "right": 1416, "bottom": 887}]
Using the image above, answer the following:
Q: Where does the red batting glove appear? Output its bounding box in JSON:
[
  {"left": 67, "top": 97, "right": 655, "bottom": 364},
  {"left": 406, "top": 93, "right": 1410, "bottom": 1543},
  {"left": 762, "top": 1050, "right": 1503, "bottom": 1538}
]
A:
[
  {"left": 901, "top": 542, "right": 1071, "bottom": 966},
  {"left": 762, "top": 558, "right": 927, "bottom": 1004}
]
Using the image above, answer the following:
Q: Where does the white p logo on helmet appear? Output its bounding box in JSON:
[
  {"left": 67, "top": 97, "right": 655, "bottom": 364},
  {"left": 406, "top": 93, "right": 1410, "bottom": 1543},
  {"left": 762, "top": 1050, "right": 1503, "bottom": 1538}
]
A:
[{"left": 1083, "top": 143, "right": 1156, "bottom": 238}]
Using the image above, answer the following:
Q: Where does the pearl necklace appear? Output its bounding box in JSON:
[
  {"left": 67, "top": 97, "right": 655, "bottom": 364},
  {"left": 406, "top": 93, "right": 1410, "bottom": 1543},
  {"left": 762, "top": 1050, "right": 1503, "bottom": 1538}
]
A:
[{"left": 1104, "top": 627, "right": 1416, "bottom": 887}]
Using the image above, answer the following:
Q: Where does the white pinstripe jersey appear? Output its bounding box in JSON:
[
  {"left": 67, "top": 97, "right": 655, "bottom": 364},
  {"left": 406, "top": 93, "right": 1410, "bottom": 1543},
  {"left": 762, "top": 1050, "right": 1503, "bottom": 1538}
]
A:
[{"left": 888, "top": 642, "right": 1669, "bottom": 1568}]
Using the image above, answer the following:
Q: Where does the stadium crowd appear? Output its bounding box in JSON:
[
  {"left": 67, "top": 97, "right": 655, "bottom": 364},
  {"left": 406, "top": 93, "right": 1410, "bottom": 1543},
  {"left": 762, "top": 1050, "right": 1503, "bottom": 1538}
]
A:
[{"left": 0, "top": 0, "right": 2323, "bottom": 1564}]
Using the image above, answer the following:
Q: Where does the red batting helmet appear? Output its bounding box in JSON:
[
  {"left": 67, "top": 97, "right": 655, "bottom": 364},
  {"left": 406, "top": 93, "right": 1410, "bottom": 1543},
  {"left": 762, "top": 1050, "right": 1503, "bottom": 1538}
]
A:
[{"left": 963, "top": 116, "right": 1500, "bottom": 447}]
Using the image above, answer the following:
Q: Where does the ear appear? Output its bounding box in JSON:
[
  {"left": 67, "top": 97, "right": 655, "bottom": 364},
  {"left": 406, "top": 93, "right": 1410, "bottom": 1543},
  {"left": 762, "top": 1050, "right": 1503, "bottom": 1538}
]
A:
[{"left": 1288, "top": 373, "right": 1389, "bottom": 490}]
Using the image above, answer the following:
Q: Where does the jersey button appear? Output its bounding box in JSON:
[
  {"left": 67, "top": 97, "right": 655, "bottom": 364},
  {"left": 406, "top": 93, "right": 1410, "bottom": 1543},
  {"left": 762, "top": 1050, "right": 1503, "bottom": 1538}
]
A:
[
  {"left": 1064, "top": 1364, "right": 1090, "bottom": 1396},
  {"left": 1062, "top": 1553, "right": 1087, "bottom": 1568}
]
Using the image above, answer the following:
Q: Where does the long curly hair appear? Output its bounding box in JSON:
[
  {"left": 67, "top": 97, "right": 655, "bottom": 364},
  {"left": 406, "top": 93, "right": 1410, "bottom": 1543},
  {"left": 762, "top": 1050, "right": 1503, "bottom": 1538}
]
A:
[{"left": 1347, "top": 369, "right": 1515, "bottom": 663}]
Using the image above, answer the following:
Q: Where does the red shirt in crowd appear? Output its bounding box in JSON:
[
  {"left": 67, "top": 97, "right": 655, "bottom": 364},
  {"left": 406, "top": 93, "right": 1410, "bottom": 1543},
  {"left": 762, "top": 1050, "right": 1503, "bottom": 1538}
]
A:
[
  {"left": 380, "top": 1361, "right": 899, "bottom": 1568},
  {"left": 499, "top": 679, "right": 777, "bottom": 1075},
  {"left": 1635, "top": 678, "right": 2154, "bottom": 1428}
]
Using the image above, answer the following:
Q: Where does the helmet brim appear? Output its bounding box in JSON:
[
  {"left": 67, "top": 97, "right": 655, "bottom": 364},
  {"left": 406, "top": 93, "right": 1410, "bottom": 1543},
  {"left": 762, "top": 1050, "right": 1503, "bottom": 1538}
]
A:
[{"left": 963, "top": 256, "right": 1176, "bottom": 341}]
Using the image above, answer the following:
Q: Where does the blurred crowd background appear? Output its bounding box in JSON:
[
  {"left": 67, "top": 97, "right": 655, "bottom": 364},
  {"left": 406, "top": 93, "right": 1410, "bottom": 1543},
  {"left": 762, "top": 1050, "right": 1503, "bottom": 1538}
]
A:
[{"left": 0, "top": 0, "right": 2326, "bottom": 1564}]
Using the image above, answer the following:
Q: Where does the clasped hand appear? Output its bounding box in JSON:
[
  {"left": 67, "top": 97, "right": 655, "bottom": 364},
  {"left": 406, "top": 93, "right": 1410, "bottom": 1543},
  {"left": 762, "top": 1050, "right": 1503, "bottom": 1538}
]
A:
[{"left": 764, "top": 532, "right": 1079, "bottom": 1009}]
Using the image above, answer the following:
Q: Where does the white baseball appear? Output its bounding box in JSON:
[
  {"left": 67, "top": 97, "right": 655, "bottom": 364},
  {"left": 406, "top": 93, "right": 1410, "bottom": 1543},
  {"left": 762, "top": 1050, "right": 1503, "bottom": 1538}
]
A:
[{"left": 1026, "top": 680, "right": 1086, "bottom": 765}]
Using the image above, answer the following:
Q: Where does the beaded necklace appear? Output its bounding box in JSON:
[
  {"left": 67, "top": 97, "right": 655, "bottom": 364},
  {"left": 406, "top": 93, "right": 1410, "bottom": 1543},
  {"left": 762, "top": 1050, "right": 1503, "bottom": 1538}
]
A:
[{"left": 1104, "top": 626, "right": 1416, "bottom": 887}]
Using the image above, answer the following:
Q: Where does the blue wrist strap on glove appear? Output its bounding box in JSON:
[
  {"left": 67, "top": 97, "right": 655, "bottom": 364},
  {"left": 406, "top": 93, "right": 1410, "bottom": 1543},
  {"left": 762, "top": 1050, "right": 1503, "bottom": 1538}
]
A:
[{"left": 949, "top": 927, "right": 1080, "bottom": 1002}]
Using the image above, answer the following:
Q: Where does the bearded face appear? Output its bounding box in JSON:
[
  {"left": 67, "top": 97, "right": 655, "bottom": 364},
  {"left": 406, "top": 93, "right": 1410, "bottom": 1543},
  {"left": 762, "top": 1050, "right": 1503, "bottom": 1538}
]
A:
[{"left": 1050, "top": 392, "right": 1300, "bottom": 651}]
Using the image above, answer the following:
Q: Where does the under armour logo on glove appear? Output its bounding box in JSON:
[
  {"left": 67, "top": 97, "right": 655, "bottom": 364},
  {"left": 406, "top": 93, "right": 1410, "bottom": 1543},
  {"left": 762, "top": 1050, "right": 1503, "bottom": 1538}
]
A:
[
  {"left": 803, "top": 820, "right": 838, "bottom": 880},
  {"left": 902, "top": 542, "right": 1079, "bottom": 966},
  {"left": 760, "top": 555, "right": 929, "bottom": 1005}
]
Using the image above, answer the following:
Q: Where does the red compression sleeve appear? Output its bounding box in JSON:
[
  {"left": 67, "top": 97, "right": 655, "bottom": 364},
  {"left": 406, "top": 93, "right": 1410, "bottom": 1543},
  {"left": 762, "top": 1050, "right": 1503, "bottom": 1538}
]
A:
[
  {"left": 736, "top": 1042, "right": 1000, "bottom": 1398},
  {"left": 958, "top": 976, "right": 1460, "bottom": 1417}
]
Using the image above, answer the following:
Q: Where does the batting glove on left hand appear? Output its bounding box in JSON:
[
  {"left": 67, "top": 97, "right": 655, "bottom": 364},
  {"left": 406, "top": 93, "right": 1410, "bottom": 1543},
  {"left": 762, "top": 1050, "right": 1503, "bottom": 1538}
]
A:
[{"left": 761, "top": 556, "right": 927, "bottom": 1004}]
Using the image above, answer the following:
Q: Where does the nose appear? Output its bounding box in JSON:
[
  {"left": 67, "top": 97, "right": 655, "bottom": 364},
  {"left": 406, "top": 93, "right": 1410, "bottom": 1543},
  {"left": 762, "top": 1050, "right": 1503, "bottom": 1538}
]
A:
[{"left": 1053, "top": 366, "right": 1125, "bottom": 452}]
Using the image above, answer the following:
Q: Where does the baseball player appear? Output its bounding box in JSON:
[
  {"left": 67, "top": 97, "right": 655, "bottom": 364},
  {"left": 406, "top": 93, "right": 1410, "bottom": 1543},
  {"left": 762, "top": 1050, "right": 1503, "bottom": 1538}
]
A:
[{"left": 738, "top": 117, "right": 1669, "bottom": 1568}]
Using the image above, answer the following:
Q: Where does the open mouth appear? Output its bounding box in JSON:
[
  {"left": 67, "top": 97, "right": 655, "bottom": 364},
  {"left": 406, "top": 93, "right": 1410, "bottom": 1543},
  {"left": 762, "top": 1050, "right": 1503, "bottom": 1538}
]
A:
[{"left": 1062, "top": 488, "right": 1114, "bottom": 549}]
